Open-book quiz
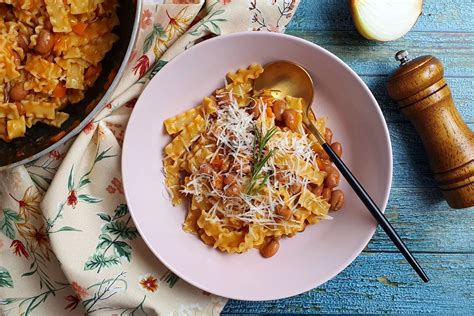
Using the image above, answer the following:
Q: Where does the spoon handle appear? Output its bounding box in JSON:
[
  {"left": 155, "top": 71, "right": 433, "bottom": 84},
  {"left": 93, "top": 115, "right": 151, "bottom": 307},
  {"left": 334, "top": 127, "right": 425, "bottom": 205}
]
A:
[{"left": 322, "top": 143, "right": 429, "bottom": 282}]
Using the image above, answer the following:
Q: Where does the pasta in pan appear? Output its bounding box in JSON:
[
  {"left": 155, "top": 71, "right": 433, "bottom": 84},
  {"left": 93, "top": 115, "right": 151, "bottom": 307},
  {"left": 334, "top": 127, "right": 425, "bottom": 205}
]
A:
[
  {"left": 0, "top": 0, "right": 119, "bottom": 141},
  {"left": 163, "top": 64, "right": 346, "bottom": 258}
]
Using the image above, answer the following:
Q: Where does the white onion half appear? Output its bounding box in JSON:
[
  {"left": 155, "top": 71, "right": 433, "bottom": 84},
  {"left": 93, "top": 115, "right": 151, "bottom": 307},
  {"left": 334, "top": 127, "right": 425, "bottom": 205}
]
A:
[{"left": 351, "top": 0, "right": 423, "bottom": 42}]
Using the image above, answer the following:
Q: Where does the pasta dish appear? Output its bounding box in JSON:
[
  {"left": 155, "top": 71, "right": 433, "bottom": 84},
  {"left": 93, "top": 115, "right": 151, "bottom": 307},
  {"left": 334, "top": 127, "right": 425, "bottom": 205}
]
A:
[
  {"left": 0, "top": 0, "right": 119, "bottom": 141},
  {"left": 163, "top": 64, "right": 345, "bottom": 258}
]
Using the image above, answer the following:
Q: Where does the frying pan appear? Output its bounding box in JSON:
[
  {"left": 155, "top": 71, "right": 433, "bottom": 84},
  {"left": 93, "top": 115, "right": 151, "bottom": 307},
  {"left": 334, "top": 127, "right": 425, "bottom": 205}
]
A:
[{"left": 0, "top": 0, "right": 142, "bottom": 170}]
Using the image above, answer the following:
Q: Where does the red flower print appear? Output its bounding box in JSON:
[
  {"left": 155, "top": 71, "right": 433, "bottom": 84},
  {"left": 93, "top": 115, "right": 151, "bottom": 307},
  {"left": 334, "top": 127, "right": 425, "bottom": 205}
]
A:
[
  {"left": 132, "top": 55, "right": 150, "bottom": 78},
  {"left": 140, "top": 9, "right": 152, "bottom": 29},
  {"left": 64, "top": 295, "right": 80, "bottom": 311},
  {"left": 83, "top": 121, "right": 95, "bottom": 135},
  {"left": 287, "top": 0, "right": 297, "bottom": 11},
  {"left": 9, "top": 187, "right": 41, "bottom": 221},
  {"left": 220, "top": 0, "right": 232, "bottom": 4},
  {"left": 21, "top": 224, "right": 51, "bottom": 260},
  {"left": 106, "top": 177, "right": 124, "bottom": 195},
  {"left": 10, "top": 240, "right": 29, "bottom": 258},
  {"left": 48, "top": 150, "right": 63, "bottom": 160},
  {"left": 139, "top": 275, "right": 159, "bottom": 292},
  {"left": 106, "top": 102, "right": 113, "bottom": 110},
  {"left": 71, "top": 282, "right": 89, "bottom": 299},
  {"left": 67, "top": 190, "right": 77, "bottom": 208},
  {"left": 267, "top": 24, "right": 281, "bottom": 33}
]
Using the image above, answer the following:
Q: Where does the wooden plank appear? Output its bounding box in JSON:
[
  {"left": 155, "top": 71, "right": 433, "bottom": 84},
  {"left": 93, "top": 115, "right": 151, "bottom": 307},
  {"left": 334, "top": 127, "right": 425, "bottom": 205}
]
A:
[
  {"left": 389, "top": 123, "right": 474, "bottom": 188},
  {"left": 340, "top": 122, "right": 472, "bottom": 189},
  {"left": 369, "top": 188, "right": 474, "bottom": 253},
  {"left": 286, "top": 30, "right": 474, "bottom": 77},
  {"left": 223, "top": 253, "right": 474, "bottom": 314},
  {"left": 288, "top": 0, "right": 474, "bottom": 33},
  {"left": 361, "top": 76, "right": 474, "bottom": 123}
]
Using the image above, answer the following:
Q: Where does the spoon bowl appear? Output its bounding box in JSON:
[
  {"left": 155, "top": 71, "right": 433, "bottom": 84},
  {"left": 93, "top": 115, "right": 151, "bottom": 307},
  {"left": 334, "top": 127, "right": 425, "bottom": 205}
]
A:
[
  {"left": 254, "top": 60, "right": 327, "bottom": 143},
  {"left": 254, "top": 60, "right": 314, "bottom": 105}
]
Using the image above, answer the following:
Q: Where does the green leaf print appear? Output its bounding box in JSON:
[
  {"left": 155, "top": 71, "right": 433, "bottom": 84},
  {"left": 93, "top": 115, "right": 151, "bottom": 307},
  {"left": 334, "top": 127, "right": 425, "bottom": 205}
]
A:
[
  {"left": 83, "top": 272, "right": 127, "bottom": 313},
  {"left": 85, "top": 205, "right": 139, "bottom": 272},
  {"left": 78, "top": 194, "right": 102, "bottom": 204},
  {"left": 95, "top": 147, "right": 116, "bottom": 163},
  {"left": 0, "top": 297, "right": 18, "bottom": 305},
  {"left": 112, "top": 203, "right": 129, "bottom": 220},
  {"left": 21, "top": 270, "right": 35, "bottom": 277},
  {"left": 210, "top": 21, "right": 221, "bottom": 34},
  {"left": 84, "top": 254, "right": 120, "bottom": 271},
  {"left": 0, "top": 266, "right": 13, "bottom": 288},
  {"left": 143, "top": 35, "right": 154, "bottom": 55},
  {"left": 78, "top": 177, "right": 91, "bottom": 189},
  {"left": 112, "top": 241, "right": 132, "bottom": 261},
  {"left": 96, "top": 234, "right": 112, "bottom": 250},
  {"left": 148, "top": 60, "right": 168, "bottom": 80},
  {"left": 49, "top": 226, "right": 82, "bottom": 233},
  {"left": 143, "top": 24, "right": 166, "bottom": 54},
  {"left": 161, "top": 269, "right": 180, "bottom": 288},
  {"left": 67, "top": 165, "right": 74, "bottom": 191},
  {"left": 189, "top": 2, "right": 226, "bottom": 36},
  {"left": 103, "top": 221, "right": 139, "bottom": 240},
  {"left": 0, "top": 208, "right": 21, "bottom": 240},
  {"left": 97, "top": 213, "right": 112, "bottom": 222},
  {"left": 119, "top": 295, "right": 147, "bottom": 315},
  {"left": 24, "top": 157, "right": 60, "bottom": 192},
  {"left": 0, "top": 285, "right": 68, "bottom": 315}
]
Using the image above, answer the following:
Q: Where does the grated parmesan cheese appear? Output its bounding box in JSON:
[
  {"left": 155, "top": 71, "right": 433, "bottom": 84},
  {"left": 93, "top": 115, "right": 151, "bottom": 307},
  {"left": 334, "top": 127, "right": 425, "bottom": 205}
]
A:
[{"left": 180, "top": 89, "right": 328, "bottom": 228}]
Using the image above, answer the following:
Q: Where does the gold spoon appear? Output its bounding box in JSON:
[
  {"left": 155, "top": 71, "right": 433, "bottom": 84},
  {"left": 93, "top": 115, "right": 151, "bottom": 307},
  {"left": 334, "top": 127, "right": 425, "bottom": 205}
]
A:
[{"left": 254, "top": 60, "right": 429, "bottom": 282}]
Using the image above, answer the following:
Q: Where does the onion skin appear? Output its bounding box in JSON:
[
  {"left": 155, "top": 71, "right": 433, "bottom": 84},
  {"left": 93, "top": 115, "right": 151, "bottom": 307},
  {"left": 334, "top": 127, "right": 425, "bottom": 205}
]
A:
[{"left": 350, "top": 0, "right": 423, "bottom": 42}]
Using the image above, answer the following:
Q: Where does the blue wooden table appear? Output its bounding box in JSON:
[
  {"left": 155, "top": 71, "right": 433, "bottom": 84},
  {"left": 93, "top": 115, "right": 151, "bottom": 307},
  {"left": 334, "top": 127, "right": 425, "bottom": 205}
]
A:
[{"left": 223, "top": 0, "right": 474, "bottom": 313}]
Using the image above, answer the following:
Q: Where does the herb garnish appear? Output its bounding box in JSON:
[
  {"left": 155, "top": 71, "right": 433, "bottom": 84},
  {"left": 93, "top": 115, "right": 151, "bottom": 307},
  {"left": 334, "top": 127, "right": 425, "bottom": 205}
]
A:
[{"left": 246, "top": 125, "right": 277, "bottom": 194}]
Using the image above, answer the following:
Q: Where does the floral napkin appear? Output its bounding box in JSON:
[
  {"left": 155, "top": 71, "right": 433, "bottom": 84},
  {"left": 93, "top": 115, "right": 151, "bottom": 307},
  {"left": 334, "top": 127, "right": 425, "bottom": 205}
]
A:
[{"left": 0, "top": 1, "right": 299, "bottom": 315}]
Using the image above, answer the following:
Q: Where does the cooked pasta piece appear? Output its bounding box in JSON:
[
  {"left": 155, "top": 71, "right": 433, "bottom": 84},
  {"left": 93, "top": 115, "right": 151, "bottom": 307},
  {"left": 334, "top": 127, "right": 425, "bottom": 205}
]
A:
[
  {"left": 0, "top": 103, "right": 20, "bottom": 120},
  {"left": 22, "top": 100, "right": 56, "bottom": 120},
  {"left": 45, "top": 0, "right": 72, "bottom": 32},
  {"left": 7, "top": 116, "right": 26, "bottom": 139},
  {"left": 68, "top": 0, "right": 93, "bottom": 15},
  {"left": 164, "top": 97, "right": 218, "bottom": 135},
  {"left": 226, "top": 63, "right": 264, "bottom": 84},
  {"left": 164, "top": 115, "right": 206, "bottom": 160}
]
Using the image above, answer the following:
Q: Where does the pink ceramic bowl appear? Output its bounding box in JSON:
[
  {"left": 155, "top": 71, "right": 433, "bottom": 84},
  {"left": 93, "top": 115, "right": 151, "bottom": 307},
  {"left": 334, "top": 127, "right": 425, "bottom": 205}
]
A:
[{"left": 122, "top": 32, "right": 392, "bottom": 301}]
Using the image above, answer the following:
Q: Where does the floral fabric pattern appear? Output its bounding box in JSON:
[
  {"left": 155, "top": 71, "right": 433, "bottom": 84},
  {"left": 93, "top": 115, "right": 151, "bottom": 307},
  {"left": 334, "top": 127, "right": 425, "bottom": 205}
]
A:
[{"left": 0, "top": 0, "right": 299, "bottom": 315}]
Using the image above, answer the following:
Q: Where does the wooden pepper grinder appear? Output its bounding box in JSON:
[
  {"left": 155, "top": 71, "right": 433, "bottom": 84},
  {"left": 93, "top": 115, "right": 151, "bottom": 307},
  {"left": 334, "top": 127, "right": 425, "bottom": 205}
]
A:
[{"left": 387, "top": 51, "right": 474, "bottom": 209}]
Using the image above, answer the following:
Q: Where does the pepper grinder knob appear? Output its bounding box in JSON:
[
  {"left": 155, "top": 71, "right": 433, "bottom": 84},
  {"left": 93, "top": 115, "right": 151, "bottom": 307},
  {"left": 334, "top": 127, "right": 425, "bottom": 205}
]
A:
[
  {"left": 387, "top": 52, "right": 474, "bottom": 209},
  {"left": 395, "top": 50, "right": 410, "bottom": 66}
]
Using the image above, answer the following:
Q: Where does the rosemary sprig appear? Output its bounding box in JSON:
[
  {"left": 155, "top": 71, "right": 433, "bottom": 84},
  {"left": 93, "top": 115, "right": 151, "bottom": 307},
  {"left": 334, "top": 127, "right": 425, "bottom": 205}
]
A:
[{"left": 247, "top": 125, "right": 277, "bottom": 194}]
